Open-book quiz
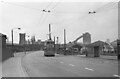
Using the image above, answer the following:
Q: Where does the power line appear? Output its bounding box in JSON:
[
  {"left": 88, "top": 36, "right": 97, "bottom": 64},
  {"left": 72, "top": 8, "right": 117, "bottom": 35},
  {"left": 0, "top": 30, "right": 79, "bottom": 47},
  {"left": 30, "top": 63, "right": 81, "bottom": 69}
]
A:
[
  {"left": 1, "top": 1, "right": 43, "bottom": 11},
  {"left": 49, "top": 0, "right": 62, "bottom": 11},
  {"left": 29, "top": 0, "right": 55, "bottom": 27},
  {"left": 62, "top": 2, "right": 118, "bottom": 28},
  {"left": 44, "top": 0, "right": 55, "bottom": 10},
  {"left": 40, "top": 0, "right": 62, "bottom": 25},
  {"left": 95, "top": 2, "right": 118, "bottom": 12},
  {"left": 40, "top": 0, "right": 55, "bottom": 25},
  {"left": 40, "top": 13, "right": 49, "bottom": 25}
]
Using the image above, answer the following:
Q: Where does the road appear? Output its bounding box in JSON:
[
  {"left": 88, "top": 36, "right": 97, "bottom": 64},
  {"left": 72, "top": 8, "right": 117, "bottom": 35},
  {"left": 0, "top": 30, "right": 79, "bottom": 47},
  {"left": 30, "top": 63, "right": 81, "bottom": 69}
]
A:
[
  {"left": 2, "top": 53, "right": 28, "bottom": 77},
  {"left": 22, "top": 51, "right": 118, "bottom": 77}
]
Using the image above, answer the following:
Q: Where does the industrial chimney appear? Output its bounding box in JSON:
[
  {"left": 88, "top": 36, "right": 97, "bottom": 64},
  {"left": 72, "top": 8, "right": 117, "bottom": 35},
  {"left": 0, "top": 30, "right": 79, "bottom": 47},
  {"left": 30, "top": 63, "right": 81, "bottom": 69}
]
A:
[
  {"left": 49, "top": 24, "right": 52, "bottom": 40},
  {"left": 19, "top": 33, "right": 26, "bottom": 45}
]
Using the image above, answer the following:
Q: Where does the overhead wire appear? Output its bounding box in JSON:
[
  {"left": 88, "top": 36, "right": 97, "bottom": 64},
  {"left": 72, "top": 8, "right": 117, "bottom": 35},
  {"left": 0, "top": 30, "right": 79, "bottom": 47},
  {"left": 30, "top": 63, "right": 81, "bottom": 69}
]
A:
[
  {"left": 1, "top": 0, "right": 54, "bottom": 30},
  {"left": 49, "top": 0, "right": 62, "bottom": 11},
  {"left": 58, "top": 1, "right": 118, "bottom": 43},
  {"left": 44, "top": 0, "right": 55, "bottom": 10},
  {"left": 62, "top": 1, "right": 118, "bottom": 29},
  {"left": 95, "top": 2, "right": 118, "bottom": 12},
  {"left": 42, "top": 0, "right": 62, "bottom": 39},
  {"left": 1, "top": 1, "right": 47, "bottom": 29},
  {"left": 39, "top": 0, "right": 55, "bottom": 25},
  {"left": 1, "top": 1, "right": 43, "bottom": 11},
  {"left": 41, "top": 0, "right": 62, "bottom": 26},
  {"left": 1, "top": 0, "right": 59, "bottom": 28},
  {"left": 40, "top": 0, "right": 61, "bottom": 26}
]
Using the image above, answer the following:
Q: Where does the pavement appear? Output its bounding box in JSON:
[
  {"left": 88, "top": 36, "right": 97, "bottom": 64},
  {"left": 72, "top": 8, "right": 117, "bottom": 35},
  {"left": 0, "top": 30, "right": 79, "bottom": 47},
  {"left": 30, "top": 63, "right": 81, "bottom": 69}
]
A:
[
  {"left": 99, "top": 55, "right": 117, "bottom": 60},
  {"left": 2, "top": 52, "right": 28, "bottom": 77},
  {"left": 76, "top": 54, "right": 117, "bottom": 60}
]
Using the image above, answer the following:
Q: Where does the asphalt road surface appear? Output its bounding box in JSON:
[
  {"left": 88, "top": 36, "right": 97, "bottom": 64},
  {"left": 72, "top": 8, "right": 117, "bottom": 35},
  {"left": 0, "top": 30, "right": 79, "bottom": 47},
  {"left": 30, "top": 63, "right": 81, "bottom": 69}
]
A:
[{"left": 22, "top": 51, "right": 118, "bottom": 77}]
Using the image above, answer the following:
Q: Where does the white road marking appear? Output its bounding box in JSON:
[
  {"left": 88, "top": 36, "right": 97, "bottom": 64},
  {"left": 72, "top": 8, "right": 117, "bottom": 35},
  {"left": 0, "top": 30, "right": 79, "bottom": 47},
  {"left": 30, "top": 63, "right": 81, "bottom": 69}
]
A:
[
  {"left": 113, "top": 75, "right": 120, "bottom": 77},
  {"left": 60, "top": 62, "right": 64, "bottom": 64},
  {"left": 85, "top": 68, "right": 94, "bottom": 71},
  {"left": 69, "top": 64, "right": 75, "bottom": 67}
]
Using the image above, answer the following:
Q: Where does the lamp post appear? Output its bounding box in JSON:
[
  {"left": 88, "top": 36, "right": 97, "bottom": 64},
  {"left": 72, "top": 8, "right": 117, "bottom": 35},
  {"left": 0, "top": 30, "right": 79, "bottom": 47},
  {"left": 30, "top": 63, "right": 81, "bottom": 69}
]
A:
[
  {"left": 24, "top": 35, "right": 30, "bottom": 54},
  {"left": 11, "top": 28, "right": 21, "bottom": 55},
  {"left": 42, "top": 9, "right": 51, "bottom": 13},
  {"left": 88, "top": 11, "right": 96, "bottom": 14},
  {"left": 56, "top": 37, "right": 59, "bottom": 54},
  {"left": 64, "top": 29, "right": 66, "bottom": 55}
]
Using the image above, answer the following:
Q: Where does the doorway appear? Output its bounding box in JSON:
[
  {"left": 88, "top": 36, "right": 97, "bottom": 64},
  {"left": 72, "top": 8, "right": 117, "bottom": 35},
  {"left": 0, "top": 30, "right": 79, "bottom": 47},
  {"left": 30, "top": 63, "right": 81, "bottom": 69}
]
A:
[{"left": 94, "top": 46, "right": 100, "bottom": 57}]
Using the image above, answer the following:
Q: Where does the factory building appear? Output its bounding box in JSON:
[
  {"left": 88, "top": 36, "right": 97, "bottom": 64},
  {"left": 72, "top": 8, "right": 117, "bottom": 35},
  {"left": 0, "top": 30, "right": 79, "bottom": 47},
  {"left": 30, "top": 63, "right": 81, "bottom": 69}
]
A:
[
  {"left": 0, "top": 33, "right": 7, "bottom": 61},
  {"left": 0, "top": 33, "right": 13, "bottom": 61}
]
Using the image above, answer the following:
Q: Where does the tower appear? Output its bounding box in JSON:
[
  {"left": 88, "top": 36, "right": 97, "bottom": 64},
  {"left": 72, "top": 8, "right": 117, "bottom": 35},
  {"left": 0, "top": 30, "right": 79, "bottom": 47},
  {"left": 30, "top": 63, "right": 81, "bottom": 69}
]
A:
[
  {"left": 83, "top": 32, "right": 91, "bottom": 45},
  {"left": 31, "top": 35, "right": 36, "bottom": 44},
  {"left": 49, "top": 24, "right": 52, "bottom": 40},
  {"left": 19, "top": 33, "right": 26, "bottom": 45}
]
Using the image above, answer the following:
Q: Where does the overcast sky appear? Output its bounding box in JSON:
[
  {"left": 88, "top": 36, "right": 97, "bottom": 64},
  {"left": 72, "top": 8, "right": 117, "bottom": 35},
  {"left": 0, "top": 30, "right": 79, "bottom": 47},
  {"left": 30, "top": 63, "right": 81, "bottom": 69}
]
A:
[{"left": 0, "top": 0, "right": 119, "bottom": 44}]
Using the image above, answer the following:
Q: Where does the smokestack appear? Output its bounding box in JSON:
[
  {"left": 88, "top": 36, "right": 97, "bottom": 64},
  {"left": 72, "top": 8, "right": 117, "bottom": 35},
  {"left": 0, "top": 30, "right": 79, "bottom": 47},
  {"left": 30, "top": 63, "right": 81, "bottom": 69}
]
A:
[
  {"left": 64, "top": 29, "right": 66, "bottom": 45},
  {"left": 19, "top": 33, "right": 26, "bottom": 45},
  {"left": 31, "top": 35, "right": 36, "bottom": 44},
  {"left": 49, "top": 24, "right": 52, "bottom": 40},
  {"left": 57, "top": 37, "right": 59, "bottom": 44}
]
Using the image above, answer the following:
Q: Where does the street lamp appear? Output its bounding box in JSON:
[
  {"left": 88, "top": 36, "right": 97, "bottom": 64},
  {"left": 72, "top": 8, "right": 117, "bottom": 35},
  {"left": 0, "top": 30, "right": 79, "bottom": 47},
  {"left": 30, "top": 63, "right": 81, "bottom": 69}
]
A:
[
  {"left": 11, "top": 27, "right": 21, "bottom": 54},
  {"left": 42, "top": 9, "right": 51, "bottom": 13}
]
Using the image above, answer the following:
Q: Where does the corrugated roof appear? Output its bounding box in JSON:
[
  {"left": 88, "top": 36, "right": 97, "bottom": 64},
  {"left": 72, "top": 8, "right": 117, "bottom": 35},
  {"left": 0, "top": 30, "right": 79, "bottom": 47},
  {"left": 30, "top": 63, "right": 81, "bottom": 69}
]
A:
[{"left": 92, "top": 40, "right": 108, "bottom": 46}]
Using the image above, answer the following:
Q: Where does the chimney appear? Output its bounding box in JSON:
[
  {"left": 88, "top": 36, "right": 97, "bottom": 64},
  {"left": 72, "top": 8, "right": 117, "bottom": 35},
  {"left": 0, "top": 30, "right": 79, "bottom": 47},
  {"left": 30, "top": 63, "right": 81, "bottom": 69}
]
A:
[
  {"left": 19, "top": 33, "right": 26, "bottom": 45},
  {"left": 49, "top": 24, "right": 52, "bottom": 40}
]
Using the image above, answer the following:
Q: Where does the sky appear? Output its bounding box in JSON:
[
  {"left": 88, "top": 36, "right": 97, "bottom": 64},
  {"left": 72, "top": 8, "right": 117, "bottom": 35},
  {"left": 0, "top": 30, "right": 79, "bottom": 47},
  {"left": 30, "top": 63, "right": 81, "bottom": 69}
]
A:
[{"left": 0, "top": 0, "right": 119, "bottom": 44}]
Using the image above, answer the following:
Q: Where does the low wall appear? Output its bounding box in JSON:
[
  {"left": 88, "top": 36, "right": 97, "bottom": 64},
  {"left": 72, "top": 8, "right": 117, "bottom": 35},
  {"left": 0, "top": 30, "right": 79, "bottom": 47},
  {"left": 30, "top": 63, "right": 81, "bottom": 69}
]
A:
[
  {"left": 2, "top": 46, "right": 13, "bottom": 61},
  {"left": 6, "top": 44, "right": 44, "bottom": 52},
  {"left": 2, "top": 44, "right": 44, "bottom": 61}
]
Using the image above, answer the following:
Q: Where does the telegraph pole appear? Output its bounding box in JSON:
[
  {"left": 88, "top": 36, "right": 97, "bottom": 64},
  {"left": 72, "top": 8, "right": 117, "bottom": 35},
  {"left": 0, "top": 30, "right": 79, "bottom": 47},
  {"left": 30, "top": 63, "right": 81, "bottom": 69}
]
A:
[
  {"left": 57, "top": 37, "right": 59, "bottom": 54},
  {"left": 54, "top": 36, "right": 56, "bottom": 53},
  {"left": 117, "top": 39, "right": 120, "bottom": 60}
]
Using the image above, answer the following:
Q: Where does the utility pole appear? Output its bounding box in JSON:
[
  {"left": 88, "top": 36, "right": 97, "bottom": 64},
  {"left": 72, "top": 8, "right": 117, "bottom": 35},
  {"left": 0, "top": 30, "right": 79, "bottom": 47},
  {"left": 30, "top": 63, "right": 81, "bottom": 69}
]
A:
[
  {"left": 54, "top": 36, "right": 56, "bottom": 53},
  {"left": 64, "top": 29, "right": 66, "bottom": 55},
  {"left": 117, "top": 39, "right": 120, "bottom": 60},
  {"left": 57, "top": 37, "right": 59, "bottom": 54}
]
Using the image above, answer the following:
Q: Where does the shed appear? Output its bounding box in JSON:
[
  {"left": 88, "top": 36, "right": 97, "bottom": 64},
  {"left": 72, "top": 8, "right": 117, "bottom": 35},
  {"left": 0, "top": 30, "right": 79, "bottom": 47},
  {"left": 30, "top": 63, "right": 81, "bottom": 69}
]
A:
[{"left": 85, "top": 44, "right": 100, "bottom": 57}]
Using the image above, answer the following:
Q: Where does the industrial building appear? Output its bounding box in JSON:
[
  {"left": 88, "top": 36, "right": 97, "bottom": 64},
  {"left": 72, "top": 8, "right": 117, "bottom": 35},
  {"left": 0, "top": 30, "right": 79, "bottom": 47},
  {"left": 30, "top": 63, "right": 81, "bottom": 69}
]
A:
[
  {"left": 0, "top": 33, "right": 7, "bottom": 61},
  {"left": 0, "top": 33, "right": 13, "bottom": 61}
]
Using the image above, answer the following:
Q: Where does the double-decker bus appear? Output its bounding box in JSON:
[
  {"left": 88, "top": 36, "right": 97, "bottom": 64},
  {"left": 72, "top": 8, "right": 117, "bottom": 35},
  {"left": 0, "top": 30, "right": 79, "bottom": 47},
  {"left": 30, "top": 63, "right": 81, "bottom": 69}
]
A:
[{"left": 44, "top": 40, "right": 55, "bottom": 57}]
